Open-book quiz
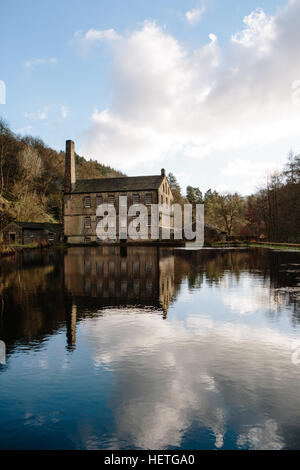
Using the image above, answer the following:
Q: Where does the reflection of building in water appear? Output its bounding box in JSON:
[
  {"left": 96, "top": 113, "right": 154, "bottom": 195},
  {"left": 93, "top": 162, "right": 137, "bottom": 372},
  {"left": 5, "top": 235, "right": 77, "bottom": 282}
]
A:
[
  {"left": 66, "top": 301, "right": 77, "bottom": 351},
  {"left": 64, "top": 247, "right": 175, "bottom": 344},
  {"left": 159, "top": 254, "right": 174, "bottom": 315}
]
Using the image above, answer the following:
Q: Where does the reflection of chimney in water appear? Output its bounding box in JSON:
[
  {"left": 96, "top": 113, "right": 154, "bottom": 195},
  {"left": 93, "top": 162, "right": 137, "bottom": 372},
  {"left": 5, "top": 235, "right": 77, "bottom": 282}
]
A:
[{"left": 66, "top": 300, "right": 77, "bottom": 351}]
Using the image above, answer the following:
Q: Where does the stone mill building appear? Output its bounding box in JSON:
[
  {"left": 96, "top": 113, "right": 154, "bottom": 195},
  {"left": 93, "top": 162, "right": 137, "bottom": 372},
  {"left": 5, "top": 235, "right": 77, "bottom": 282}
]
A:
[{"left": 63, "top": 140, "right": 174, "bottom": 244}]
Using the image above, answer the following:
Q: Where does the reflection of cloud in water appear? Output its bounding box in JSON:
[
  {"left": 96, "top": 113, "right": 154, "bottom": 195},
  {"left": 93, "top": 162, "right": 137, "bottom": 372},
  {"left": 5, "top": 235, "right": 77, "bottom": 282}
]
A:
[
  {"left": 80, "top": 310, "right": 300, "bottom": 449},
  {"left": 221, "top": 276, "right": 282, "bottom": 315},
  {"left": 237, "top": 419, "right": 284, "bottom": 450}
]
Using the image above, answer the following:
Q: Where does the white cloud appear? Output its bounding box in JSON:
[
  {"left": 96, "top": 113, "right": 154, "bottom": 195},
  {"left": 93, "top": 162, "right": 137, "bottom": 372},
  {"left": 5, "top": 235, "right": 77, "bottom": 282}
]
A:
[
  {"left": 24, "top": 106, "right": 49, "bottom": 120},
  {"left": 232, "top": 8, "right": 276, "bottom": 54},
  {"left": 61, "top": 105, "right": 69, "bottom": 119},
  {"left": 72, "top": 28, "right": 120, "bottom": 53},
  {"left": 80, "top": 1, "right": 300, "bottom": 194},
  {"left": 23, "top": 105, "right": 71, "bottom": 122},
  {"left": 84, "top": 28, "right": 119, "bottom": 41},
  {"left": 23, "top": 57, "right": 57, "bottom": 69},
  {"left": 186, "top": 6, "right": 206, "bottom": 24},
  {"left": 219, "top": 159, "right": 280, "bottom": 193}
]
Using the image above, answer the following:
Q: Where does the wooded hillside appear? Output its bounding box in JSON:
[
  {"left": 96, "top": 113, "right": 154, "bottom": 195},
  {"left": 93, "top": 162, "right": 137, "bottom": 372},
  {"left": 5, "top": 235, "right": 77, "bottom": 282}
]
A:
[{"left": 0, "top": 119, "right": 124, "bottom": 228}]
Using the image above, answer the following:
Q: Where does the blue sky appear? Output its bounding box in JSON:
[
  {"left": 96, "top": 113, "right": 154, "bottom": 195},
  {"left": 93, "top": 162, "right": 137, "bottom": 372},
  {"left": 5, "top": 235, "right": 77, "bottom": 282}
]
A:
[{"left": 1, "top": 0, "right": 299, "bottom": 194}]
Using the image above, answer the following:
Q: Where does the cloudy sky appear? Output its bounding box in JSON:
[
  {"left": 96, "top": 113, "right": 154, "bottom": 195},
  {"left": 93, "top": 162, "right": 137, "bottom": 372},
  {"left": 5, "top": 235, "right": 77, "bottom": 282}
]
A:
[{"left": 1, "top": 0, "right": 300, "bottom": 194}]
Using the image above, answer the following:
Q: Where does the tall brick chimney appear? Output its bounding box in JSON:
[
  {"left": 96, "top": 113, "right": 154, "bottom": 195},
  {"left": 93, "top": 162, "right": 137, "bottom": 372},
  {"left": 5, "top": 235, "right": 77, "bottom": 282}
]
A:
[
  {"left": 161, "top": 168, "right": 166, "bottom": 177},
  {"left": 65, "top": 140, "right": 76, "bottom": 193}
]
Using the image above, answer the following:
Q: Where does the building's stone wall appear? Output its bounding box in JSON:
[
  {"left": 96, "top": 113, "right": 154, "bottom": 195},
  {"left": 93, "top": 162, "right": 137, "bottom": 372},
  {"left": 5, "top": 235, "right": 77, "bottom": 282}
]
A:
[
  {"left": 64, "top": 188, "right": 174, "bottom": 244},
  {"left": 2, "top": 223, "right": 23, "bottom": 244},
  {"left": 2, "top": 223, "right": 61, "bottom": 245},
  {"left": 63, "top": 139, "right": 174, "bottom": 244}
]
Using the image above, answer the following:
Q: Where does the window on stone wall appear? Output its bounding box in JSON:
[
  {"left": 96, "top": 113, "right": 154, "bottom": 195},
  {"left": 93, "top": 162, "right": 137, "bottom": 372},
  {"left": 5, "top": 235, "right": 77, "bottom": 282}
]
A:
[
  {"left": 132, "top": 194, "right": 140, "bottom": 204},
  {"left": 161, "top": 195, "right": 163, "bottom": 205},
  {"left": 121, "top": 281, "right": 127, "bottom": 295},
  {"left": 108, "top": 194, "right": 115, "bottom": 204},
  {"left": 96, "top": 195, "right": 103, "bottom": 206},
  {"left": 84, "top": 217, "right": 91, "bottom": 228},
  {"left": 84, "top": 260, "right": 91, "bottom": 274},
  {"left": 145, "top": 193, "right": 152, "bottom": 205},
  {"left": 84, "top": 196, "right": 91, "bottom": 208},
  {"left": 146, "top": 262, "right": 153, "bottom": 274},
  {"left": 109, "top": 280, "right": 115, "bottom": 295},
  {"left": 48, "top": 232, "right": 54, "bottom": 241},
  {"left": 147, "top": 214, "right": 152, "bottom": 226},
  {"left": 146, "top": 281, "right": 153, "bottom": 294},
  {"left": 84, "top": 237, "right": 91, "bottom": 243},
  {"left": 133, "top": 280, "right": 140, "bottom": 295},
  {"left": 96, "top": 261, "right": 103, "bottom": 274},
  {"left": 133, "top": 261, "right": 140, "bottom": 275},
  {"left": 121, "top": 260, "right": 127, "bottom": 274}
]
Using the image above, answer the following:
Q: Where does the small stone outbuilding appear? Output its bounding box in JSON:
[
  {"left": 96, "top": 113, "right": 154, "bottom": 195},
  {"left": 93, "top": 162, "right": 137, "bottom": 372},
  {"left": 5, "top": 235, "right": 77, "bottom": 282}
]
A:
[{"left": 2, "top": 222, "right": 62, "bottom": 245}]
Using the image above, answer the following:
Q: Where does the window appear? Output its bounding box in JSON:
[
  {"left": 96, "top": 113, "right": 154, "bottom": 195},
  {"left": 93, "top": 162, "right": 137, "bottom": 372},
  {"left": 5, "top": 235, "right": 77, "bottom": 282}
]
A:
[
  {"left": 84, "top": 217, "right": 91, "bottom": 228},
  {"left": 145, "top": 193, "right": 152, "bottom": 205},
  {"left": 133, "top": 261, "right": 140, "bottom": 275},
  {"left": 147, "top": 214, "right": 152, "bottom": 227},
  {"left": 109, "top": 280, "right": 115, "bottom": 295},
  {"left": 166, "top": 197, "right": 168, "bottom": 206},
  {"left": 84, "top": 280, "right": 91, "bottom": 294},
  {"left": 146, "top": 281, "right": 153, "bottom": 294},
  {"left": 84, "top": 260, "right": 91, "bottom": 274},
  {"left": 121, "top": 260, "right": 127, "bottom": 274},
  {"left": 161, "top": 195, "right": 163, "bottom": 205},
  {"left": 84, "top": 196, "right": 91, "bottom": 208},
  {"left": 96, "top": 195, "right": 103, "bottom": 206},
  {"left": 133, "top": 280, "right": 140, "bottom": 295},
  {"left": 96, "top": 261, "right": 103, "bottom": 274},
  {"left": 48, "top": 232, "right": 54, "bottom": 241},
  {"left": 121, "top": 281, "right": 128, "bottom": 295},
  {"left": 132, "top": 194, "right": 140, "bottom": 204},
  {"left": 109, "top": 261, "right": 115, "bottom": 274},
  {"left": 146, "top": 262, "right": 153, "bottom": 274},
  {"left": 108, "top": 194, "right": 115, "bottom": 204},
  {"left": 84, "top": 237, "right": 91, "bottom": 243},
  {"left": 97, "top": 281, "right": 103, "bottom": 295}
]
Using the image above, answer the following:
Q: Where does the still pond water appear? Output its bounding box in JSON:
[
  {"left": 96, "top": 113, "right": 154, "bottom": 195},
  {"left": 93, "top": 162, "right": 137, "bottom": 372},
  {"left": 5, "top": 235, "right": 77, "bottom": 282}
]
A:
[{"left": 0, "top": 246, "right": 300, "bottom": 450}]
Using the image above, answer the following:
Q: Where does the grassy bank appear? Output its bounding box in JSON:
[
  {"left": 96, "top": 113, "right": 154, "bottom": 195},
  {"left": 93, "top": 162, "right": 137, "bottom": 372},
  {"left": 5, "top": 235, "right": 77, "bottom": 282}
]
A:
[
  {"left": 206, "top": 241, "right": 300, "bottom": 250},
  {"left": 0, "top": 241, "right": 51, "bottom": 257},
  {"left": 1, "top": 240, "right": 300, "bottom": 257}
]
